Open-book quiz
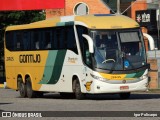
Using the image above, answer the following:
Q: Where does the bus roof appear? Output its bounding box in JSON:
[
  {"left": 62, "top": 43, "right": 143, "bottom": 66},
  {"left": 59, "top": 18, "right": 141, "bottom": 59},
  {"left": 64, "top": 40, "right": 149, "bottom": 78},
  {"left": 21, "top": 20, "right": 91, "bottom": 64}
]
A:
[{"left": 6, "top": 14, "right": 139, "bottom": 31}]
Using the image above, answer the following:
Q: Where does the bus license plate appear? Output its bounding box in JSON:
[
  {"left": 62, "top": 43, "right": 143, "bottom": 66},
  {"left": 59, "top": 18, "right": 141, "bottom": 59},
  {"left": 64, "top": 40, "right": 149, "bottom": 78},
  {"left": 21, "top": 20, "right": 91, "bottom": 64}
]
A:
[{"left": 120, "top": 86, "right": 129, "bottom": 90}]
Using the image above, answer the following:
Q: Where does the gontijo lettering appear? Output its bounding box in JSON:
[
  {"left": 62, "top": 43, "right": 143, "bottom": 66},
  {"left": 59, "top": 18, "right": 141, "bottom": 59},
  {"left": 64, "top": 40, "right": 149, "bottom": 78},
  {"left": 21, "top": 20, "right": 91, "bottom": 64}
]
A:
[{"left": 19, "top": 54, "right": 41, "bottom": 63}]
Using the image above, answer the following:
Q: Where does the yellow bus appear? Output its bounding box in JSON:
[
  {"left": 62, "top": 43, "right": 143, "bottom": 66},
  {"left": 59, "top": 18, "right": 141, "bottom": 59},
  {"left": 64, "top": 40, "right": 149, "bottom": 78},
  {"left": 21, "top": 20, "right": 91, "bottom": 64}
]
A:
[{"left": 4, "top": 14, "right": 149, "bottom": 99}]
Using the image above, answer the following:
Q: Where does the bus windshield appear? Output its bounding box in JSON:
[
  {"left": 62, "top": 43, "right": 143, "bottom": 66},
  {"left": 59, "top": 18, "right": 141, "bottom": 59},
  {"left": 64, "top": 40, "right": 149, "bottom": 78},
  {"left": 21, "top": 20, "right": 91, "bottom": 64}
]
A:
[{"left": 91, "top": 29, "right": 146, "bottom": 71}]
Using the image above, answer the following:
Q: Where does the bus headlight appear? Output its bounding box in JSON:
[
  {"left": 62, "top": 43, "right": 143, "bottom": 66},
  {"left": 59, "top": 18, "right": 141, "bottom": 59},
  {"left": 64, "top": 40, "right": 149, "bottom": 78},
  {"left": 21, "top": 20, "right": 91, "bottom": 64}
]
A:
[
  {"left": 90, "top": 74, "right": 108, "bottom": 82},
  {"left": 141, "top": 74, "right": 148, "bottom": 80}
]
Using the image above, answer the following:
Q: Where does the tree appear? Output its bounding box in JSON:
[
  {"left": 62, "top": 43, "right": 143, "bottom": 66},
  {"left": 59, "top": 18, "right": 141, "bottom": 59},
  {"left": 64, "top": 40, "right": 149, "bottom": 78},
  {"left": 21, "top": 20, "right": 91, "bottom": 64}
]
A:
[
  {"left": 0, "top": 10, "right": 45, "bottom": 29},
  {"left": 0, "top": 10, "right": 45, "bottom": 45}
]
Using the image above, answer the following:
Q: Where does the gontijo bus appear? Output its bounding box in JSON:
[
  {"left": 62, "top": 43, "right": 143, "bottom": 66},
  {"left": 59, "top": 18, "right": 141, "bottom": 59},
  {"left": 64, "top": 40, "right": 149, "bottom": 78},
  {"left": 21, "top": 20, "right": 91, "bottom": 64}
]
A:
[{"left": 4, "top": 14, "right": 149, "bottom": 99}]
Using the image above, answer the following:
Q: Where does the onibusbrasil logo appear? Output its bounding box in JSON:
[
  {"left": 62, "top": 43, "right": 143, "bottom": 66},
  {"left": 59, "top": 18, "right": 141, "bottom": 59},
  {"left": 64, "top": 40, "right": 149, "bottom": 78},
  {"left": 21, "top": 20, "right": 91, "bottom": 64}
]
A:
[{"left": 1, "top": 112, "right": 42, "bottom": 118}]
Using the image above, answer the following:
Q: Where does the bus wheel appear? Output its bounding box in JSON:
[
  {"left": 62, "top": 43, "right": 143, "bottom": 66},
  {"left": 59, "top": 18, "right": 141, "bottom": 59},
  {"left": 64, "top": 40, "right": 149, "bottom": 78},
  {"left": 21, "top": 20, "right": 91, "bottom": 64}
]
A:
[
  {"left": 119, "top": 92, "right": 130, "bottom": 99},
  {"left": 18, "top": 81, "right": 27, "bottom": 98},
  {"left": 73, "top": 79, "right": 85, "bottom": 100},
  {"left": 26, "top": 80, "right": 36, "bottom": 98}
]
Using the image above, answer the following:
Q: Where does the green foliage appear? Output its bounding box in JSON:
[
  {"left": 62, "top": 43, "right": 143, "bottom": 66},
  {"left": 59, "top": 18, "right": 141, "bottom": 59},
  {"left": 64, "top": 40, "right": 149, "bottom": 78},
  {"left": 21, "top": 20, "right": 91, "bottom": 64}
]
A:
[
  {"left": 0, "top": 10, "right": 45, "bottom": 28},
  {"left": 0, "top": 10, "right": 45, "bottom": 42}
]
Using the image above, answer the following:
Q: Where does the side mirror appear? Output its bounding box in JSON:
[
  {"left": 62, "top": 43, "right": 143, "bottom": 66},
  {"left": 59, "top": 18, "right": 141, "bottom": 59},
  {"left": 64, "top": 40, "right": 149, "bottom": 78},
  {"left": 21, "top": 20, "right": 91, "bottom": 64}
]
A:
[
  {"left": 82, "top": 34, "right": 94, "bottom": 53},
  {"left": 143, "top": 33, "right": 155, "bottom": 50}
]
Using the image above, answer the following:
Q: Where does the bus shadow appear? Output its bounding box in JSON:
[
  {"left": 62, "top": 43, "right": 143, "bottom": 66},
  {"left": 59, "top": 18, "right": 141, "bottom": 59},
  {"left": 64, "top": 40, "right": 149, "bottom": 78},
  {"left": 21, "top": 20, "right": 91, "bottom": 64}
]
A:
[
  {"left": 86, "top": 93, "right": 160, "bottom": 100},
  {"left": 0, "top": 103, "right": 13, "bottom": 112},
  {"left": 0, "top": 103, "right": 13, "bottom": 105},
  {"left": 43, "top": 93, "right": 75, "bottom": 100},
  {"left": 41, "top": 92, "right": 160, "bottom": 100}
]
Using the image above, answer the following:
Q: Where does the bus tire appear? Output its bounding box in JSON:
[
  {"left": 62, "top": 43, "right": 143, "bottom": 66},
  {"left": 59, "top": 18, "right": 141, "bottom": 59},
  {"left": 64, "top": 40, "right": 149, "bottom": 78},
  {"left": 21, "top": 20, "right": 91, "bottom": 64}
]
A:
[
  {"left": 18, "top": 80, "right": 27, "bottom": 98},
  {"left": 26, "top": 80, "right": 36, "bottom": 98},
  {"left": 119, "top": 92, "right": 130, "bottom": 99},
  {"left": 73, "top": 79, "right": 85, "bottom": 100}
]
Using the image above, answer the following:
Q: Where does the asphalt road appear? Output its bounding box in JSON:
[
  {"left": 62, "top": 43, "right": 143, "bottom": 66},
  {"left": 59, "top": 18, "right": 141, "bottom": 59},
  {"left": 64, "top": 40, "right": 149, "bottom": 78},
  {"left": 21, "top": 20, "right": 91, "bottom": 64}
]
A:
[{"left": 0, "top": 88, "right": 160, "bottom": 120}]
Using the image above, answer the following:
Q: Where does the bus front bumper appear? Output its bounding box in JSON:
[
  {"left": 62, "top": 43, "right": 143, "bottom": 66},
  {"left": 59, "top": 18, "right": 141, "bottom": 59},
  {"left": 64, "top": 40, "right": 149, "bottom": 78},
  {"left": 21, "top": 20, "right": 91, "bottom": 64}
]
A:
[{"left": 91, "top": 78, "right": 148, "bottom": 94}]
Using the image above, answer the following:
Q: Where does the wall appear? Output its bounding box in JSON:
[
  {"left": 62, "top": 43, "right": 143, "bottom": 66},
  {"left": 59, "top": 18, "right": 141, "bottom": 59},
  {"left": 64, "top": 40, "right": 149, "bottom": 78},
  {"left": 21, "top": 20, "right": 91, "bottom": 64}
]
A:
[
  {"left": 46, "top": 0, "right": 110, "bottom": 19},
  {"left": 131, "top": 1, "right": 147, "bottom": 20}
]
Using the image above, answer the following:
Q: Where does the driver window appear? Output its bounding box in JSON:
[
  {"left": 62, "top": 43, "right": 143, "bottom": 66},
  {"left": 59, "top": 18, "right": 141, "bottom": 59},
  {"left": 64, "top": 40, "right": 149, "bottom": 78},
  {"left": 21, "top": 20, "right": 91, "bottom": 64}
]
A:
[{"left": 77, "top": 25, "right": 92, "bottom": 67}]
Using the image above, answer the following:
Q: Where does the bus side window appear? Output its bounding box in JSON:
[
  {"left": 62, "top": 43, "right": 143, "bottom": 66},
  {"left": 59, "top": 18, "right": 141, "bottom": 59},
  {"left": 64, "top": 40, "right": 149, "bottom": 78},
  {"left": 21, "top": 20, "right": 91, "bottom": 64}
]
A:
[
  {"left": 23, "top": 31, "right": 31, "bottom": 50},
  {"left": 35, "top": 40, "right": 40, "bottom": 50},
  {"left": 64, "top": 28, "right": 68, "bottom": 49},
  {"left": 32, "top": 31, "right": 40, "bottom": 50},
  {"left": 16, "top": 31, "right": 23, "bottom": 50},
  {"left": 55, "top": 28, "right": 60, "bottom": 49},
  {"left": 52, "top": 29, "right": 58, "bottom": 50},
  {"left": 59, "top": 28, "right": 65, "bottom": 49},
  {"left": 53, "top": 27, "right": 69, "bottom": 50},
  {"left": 54, "top": 27, "right": 67, "bottom": 50},
  {"left": 6, "top": 32, "right": 14, "bottom": 51},
  {"left": 67, "top": 26, "right": 78, "bottom": 54},
  {"left": 44, "top": 31, "right": 51, "bottom": 49}
]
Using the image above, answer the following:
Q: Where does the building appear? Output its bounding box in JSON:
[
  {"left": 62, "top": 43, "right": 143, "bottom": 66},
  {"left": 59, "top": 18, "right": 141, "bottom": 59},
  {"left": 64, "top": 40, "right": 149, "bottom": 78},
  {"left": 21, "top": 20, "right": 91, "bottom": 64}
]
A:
[{"left": 46, "top": 0, "right": 110, "bottom": 19}]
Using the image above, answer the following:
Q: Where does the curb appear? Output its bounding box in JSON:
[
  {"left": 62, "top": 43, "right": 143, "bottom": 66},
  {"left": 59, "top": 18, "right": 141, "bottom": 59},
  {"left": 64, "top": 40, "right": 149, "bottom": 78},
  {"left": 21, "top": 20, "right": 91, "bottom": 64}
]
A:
[{"left": 148, "top": 89, "right": 160, "bottom": 93}]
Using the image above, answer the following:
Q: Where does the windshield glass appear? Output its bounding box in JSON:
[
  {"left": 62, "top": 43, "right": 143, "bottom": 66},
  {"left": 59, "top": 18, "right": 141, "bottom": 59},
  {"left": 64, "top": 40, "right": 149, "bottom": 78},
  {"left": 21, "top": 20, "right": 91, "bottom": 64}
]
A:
[{"left": 91, "top": 29, "right": 146, "bottom": 71}]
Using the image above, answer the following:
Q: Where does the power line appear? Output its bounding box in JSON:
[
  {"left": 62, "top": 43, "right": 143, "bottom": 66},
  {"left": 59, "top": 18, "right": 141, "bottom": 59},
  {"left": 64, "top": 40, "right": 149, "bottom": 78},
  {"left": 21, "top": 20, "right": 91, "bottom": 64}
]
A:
[{"left": 121, "top": 0, "right": 138, "bottom": 15}]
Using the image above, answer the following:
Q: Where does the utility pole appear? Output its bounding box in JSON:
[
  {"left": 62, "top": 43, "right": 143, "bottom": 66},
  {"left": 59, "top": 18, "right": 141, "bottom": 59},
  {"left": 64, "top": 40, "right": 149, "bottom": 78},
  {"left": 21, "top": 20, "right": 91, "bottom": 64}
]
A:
[{"left": 117, "top": 0, "right": 121, "bottom": 14}]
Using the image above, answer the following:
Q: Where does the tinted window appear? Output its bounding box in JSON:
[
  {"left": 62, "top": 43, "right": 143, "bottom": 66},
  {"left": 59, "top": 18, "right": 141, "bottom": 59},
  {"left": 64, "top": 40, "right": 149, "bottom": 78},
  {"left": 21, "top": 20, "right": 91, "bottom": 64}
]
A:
[
  {"left": 76, "top": 25, "right": 91, "bottom": 66},
  {"left": 5, "top": 26, "right": 78, "bottom": 54},
  {"left": 6, "top": 32, "right": 14, "bottom": 50},
  {"left": 66, "top": 26, "right": 78, "bottom": 54},
  {"left": 23, "top": 31, "right": 31, "bottom": 50}
]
